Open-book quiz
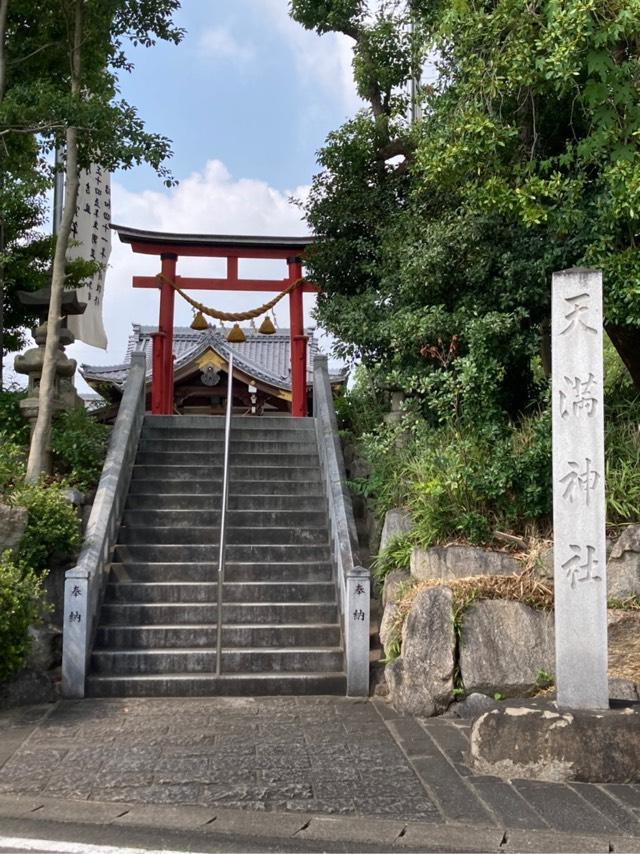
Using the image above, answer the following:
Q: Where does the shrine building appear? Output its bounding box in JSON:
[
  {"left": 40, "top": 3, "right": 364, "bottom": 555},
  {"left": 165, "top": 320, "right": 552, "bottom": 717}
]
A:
[{"left": 82, "top": 323, "right": 346, "bottom": 417}]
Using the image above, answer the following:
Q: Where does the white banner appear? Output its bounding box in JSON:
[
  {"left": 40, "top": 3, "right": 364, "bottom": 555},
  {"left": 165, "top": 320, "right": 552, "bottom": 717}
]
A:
[{"left": 67, "top": 164, "right": 111, "bottom": 349}]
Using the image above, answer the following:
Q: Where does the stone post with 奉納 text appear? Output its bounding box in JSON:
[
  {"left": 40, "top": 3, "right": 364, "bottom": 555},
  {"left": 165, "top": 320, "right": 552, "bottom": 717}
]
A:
[{"left": 552, "top": 267, "right": 608, "bottom": 710}]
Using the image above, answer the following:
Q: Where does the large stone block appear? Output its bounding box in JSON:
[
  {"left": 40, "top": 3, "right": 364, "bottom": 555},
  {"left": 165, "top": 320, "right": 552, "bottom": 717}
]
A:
[
  {"left": 386, "top": 586, "right": 455, "bottom": 716},
  {"left": 0, "top": 669, "right": 56, "bottom": 707},
  {"left": 26, "top": 624, "right": 62, "bottom": 671},
  {"left": 0, "top": 503, "right": 28, "bottom": 553},
  {"left": 459, "top": 600, "right": 554, "bottom": 697},
  {"left": 608, "top": 525, "right": 640, "bottom": 598},
  {"left": 382, "top": 569, "right": 410, "bottom": 608},
  {"left": 470, "top": 704, "right": 640, "bottom": 782},
  {"left": 410, "top": 545, "right": 520, "bottom": 581},
  {"left": 379, "top": 603, "right": 398, "bottom": 657},
  {"left": 379, "top": 508, "right": 413, "bottom": 554}
]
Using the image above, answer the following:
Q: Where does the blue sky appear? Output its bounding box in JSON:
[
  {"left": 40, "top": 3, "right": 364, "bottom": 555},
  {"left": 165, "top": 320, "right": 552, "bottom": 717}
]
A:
[
  {"left": 117, "top": 1, "right": 358, "bottom": 194},
  {"left": 7, "top": 1, "right": 361, "bottom": 388}
]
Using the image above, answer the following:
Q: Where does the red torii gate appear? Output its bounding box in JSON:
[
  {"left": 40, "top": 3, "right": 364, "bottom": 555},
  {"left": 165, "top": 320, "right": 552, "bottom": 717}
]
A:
[{"left": 113, "top": 226, "right": 318, "bottom": 417}]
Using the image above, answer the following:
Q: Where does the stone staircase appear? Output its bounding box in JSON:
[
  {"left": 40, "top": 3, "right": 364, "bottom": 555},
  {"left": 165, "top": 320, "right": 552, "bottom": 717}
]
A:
[{"left": 86, "top": 415, "right": 346, "bottom": 697}]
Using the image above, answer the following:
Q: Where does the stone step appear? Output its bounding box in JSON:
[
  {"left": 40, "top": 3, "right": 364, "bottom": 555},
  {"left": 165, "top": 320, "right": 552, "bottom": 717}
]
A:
[
  {"left": 110, "top": 561, "right": 334, "bottom": 584},
  {"left": 121, "top": 509, "right": 328, "bottom": 529},
  {"left": 135, "top": 452, "right": 320, "bottom": 468},
  {"left": 140, "top": 439, "right": 319, "bottom": 454},
  {"left": 117, "top": 526, "right": 329, "bottom": 546},
  {"left": 104, "top": 581, "right": 337, "bottom": 604},
  {"left": 94, "top": 623, "right": 342, "bottom": 650},
  {"left": 127, "top": 479, "right": 323, "bottom": 497},
  {"left": 85, "top": 672, "right": 347, "bottom": 698},
  {"left": 125, "top": 494, "right": 327, "bottom": 512},
  {"left": 99, "top": 601, "right": 338, "bottom": 625},
  {"left": 144, "top": 415, "right": 315, "bottom": 429},
  {"left": 90, "top": 647, "right": 344, "bottom": 675},
  {"left": 113, "top": 544, "right": 331, "bottom": 563},
  {"left": 131, "top": 465, "right": 322, "bottom": 482}
]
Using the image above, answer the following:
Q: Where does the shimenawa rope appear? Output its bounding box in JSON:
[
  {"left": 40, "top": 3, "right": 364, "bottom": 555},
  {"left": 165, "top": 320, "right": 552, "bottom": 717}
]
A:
[{"left": 156, "top": 273, "right": 304, "bottom": 323}]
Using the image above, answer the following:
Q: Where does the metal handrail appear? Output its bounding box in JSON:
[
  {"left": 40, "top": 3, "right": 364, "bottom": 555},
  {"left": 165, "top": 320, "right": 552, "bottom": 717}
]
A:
[{"left": 216, "top": 352, "right": 234, "bottom": 676}]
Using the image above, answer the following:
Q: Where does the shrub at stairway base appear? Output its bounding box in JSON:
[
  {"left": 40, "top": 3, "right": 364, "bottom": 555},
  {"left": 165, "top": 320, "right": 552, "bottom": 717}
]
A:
[
  {"left": 386, "top": 586, "right": 455, "bottom": 716},
  {"left": 460, "top": 600, "right": 555, "bottom": 698}
]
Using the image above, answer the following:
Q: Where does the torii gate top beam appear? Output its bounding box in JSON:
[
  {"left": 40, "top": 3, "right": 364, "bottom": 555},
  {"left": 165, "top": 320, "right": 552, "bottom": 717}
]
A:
[{"left": 113, "top": 224, "right": 315, "bottom": 259}]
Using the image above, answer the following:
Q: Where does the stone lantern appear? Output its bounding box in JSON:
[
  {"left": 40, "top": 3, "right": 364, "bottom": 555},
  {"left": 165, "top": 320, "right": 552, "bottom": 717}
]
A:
[{"left": 14, "top": 289, "right": 87, "bottom": 471}]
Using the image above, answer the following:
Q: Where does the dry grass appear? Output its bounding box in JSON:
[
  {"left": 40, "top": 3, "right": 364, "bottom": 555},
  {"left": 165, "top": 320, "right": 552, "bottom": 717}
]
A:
[{"left": 389, "top": 568, "right": 554, "bottom": 648}]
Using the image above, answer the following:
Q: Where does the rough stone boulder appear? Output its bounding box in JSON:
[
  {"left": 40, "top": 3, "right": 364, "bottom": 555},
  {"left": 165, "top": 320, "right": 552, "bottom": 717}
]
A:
[
  {"left": 410, "top": 545, "right": 520, "bottom": 581},
  {"left": 379, "top": 603, "right": 398, "bottom": 658},
  {"left": 382, "top": 569, "right": 410, "bottom": 608},
  {"left": 26, "top": 624, "right": 62, "bottom": 671},
  {"left": 0, "top": 504, "right": 28, "bottom": 553},
  {"left": 470, "top": 704, "right": 640, "bottom": 782},
  {"left": 379, "top": 508, "right": 413, "bottom": 554},
  {"left": 459, "top": 600, "right": 554, "bottom": 697},
  {"left": 386, "top": 586, "right": 455, "bottom": 716},
  {"left": 608, "top": 525, "right": 640, "bottom": 598}
]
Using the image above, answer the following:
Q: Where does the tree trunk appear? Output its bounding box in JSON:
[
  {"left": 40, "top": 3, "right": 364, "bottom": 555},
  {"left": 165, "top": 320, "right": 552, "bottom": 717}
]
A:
[
  {"left": 0, "top": 0, "right": 10, "bottom": 387},
  {"left": 605, "top": 323, "right": 640, "bottom": 392},
  {"left": 25, "top": 0, "right": 82, "bottom": 482},
  {"left": 0, "top": 0, "right": 9, "bottom": 101}
]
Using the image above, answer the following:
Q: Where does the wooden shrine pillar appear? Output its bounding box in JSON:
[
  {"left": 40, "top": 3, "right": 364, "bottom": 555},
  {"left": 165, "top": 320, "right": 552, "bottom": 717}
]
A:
[
  {"left": 287, "top": 257, "right": 308, "bottom": 418},
  {"left": 153, "top": 253, "right": 177, "bottom": 415}
]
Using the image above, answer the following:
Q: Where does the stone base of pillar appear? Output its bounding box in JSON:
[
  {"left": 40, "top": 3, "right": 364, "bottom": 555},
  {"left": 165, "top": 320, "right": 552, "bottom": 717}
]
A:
[{"left": 470, "top": 701, "right": 640, "bottom": 783}]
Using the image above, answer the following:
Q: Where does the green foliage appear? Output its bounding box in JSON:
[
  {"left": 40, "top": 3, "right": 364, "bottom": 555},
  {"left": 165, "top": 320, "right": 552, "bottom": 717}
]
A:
[
  {"left": 359, "top": 411, "right": 552, "bottom": 547},
  {"left": 535, "top": 670, "right": 554, "bottom": 690},
  {"left": 0, "top": 388, "right": 30, "bottom": 445},
  {"left": 335, "top": 365, "right": 387, "bottom": 436},
  {"left": 0, "top": 1, "right": 184, "bottom": 360},
  {"left": 607, "top": 595, "right": 640, "bottom": 611},
  {"left": 371, "top": 533, "right": 413, "bottom": 592},
  {"left": 51, "top": 407, "right": 110, "bottom": 490},
  {"left": 0, "top": 551, "right": 49, "bottom": 682},
  {"left": 295, "top": 0, "right": 640, "bottom": 419},
  {"left": 0, "top": 436, "right": 27, "bottom": 495},
  {"left": 10, "top": 482, "right": 81, "bottom": 573}
]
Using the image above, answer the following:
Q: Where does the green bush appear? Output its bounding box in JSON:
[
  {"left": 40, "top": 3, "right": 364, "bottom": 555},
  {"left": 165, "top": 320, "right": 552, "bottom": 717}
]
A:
[
  {"left": 360, "top": 411, "right": 553, "bottom": 548},
  {"left": 0, "top": 550, "right": 49, "bottom": 681},
  {"left": 371, "top": 533, "right": 413, "bottom": 592},
  {"left": 11, "top": 482, "right": 81, "bottom": 573},
  {"left": 0, "top": 387, "right": 29, "bottom": 445},
  {"left": 334, "top": 365, "right": 387, "bottom": 437},
  {"left": 0, "top": 434, "right": 26, "bottom": 495},
  {"left": 51, "top": 406, "right": 110, "bottom": 490}
]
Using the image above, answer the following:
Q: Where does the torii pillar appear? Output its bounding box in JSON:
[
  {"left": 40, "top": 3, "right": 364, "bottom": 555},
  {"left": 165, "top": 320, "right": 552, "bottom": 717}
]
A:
[{"left": 288, "top": 256, "right": 308, "bottom": 419}]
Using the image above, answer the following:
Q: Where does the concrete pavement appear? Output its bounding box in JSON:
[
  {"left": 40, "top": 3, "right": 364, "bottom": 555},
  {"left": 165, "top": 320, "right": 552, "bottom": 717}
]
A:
[{"left": 0, "top": 696, "right": 639, "bottom": 852}]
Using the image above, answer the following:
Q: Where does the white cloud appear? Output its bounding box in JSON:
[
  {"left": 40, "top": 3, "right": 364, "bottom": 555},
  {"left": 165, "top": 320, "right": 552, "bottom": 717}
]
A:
[
  {"left": 198, "top": 26, "right": 254, "bottom": 63},
  {"left": 57, "top": 159, "right": 316, "bottom": 392},
  {"left": 261, "top": 0, "right": 362, "bottom": 116}
]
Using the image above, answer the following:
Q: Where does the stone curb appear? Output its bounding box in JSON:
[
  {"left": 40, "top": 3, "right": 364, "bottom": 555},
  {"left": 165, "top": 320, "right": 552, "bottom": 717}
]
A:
[{"left": 0, "top": 794, "right": 639, "bottom": 852}]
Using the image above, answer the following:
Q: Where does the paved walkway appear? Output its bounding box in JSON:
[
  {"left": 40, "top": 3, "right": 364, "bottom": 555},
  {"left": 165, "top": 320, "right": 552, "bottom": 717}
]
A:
[{"left": 0, "top": 697, "right": 639, "bottom": 851}]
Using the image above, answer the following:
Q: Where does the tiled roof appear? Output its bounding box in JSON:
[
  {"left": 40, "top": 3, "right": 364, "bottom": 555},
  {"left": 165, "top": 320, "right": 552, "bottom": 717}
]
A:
[{"left": 81, "top": 325, "right": 345, "bottom": 392}]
